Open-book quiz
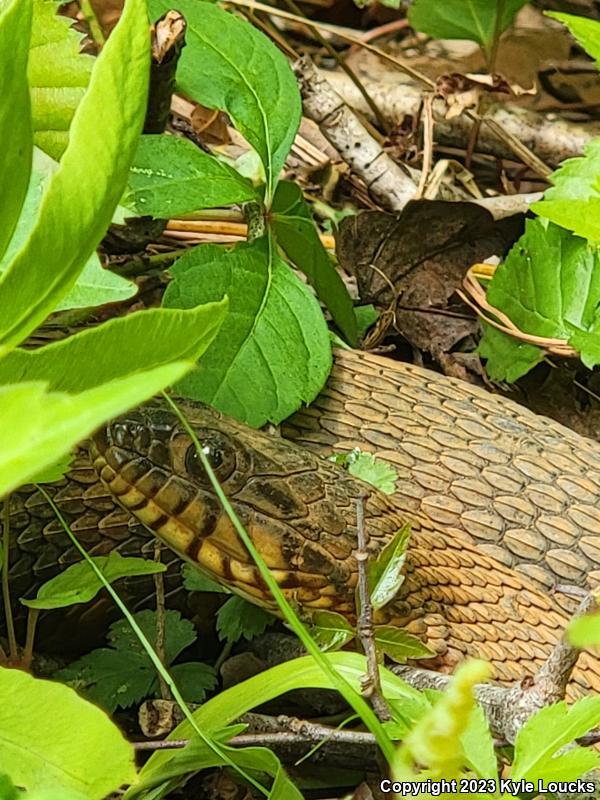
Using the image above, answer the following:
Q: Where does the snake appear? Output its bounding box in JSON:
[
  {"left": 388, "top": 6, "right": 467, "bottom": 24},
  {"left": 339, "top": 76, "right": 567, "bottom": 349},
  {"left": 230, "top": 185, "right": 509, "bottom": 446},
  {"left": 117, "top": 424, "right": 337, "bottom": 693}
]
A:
[{"left": 4, "top": 348, "right": 600, "bottom": 694}]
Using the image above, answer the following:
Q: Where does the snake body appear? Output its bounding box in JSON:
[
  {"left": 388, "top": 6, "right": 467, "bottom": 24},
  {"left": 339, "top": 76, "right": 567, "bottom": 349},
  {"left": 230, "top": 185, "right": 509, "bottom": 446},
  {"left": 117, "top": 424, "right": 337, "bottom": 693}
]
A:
[{"left": 5, "top": 349, "right": 600, "bottom": 691}]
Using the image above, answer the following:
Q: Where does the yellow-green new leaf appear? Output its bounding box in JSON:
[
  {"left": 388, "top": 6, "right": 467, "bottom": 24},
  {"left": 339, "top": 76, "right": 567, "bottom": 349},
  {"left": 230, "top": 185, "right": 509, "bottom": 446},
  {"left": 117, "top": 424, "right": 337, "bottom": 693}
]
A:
[{"left": 0, "top": 666, "right": 136, "bottom": 797}]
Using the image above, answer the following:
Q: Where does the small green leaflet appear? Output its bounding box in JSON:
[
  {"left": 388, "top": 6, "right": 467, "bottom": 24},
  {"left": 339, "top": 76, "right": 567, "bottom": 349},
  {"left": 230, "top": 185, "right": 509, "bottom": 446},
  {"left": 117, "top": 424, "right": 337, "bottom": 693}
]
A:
[
  {"left": 125, "top": 134, "right": 258, "bottom": 218},
  {"left": 479, "top": 218, "right": 600, "bottom": 379},
  {"left": 307, "top": 610, "right": 355, "bottom": 651},
  {"left": 569, "top": 611, "right": 600, "bottom": 647},
  {"left": 21, "top": 553, "right": 166, "bottom": 610},
  {"left": 216, "top": 596, "right": 274, "bottom": 644},
  {"left": 547, "top": 12, "right": 600, "bottom": 67},
  {"left": 182, "top": 563, "right": 231, "bottom": 594},
  {"left": 368, "top": 524, "right": 411, "bottom": 610},
  {"left": 511, "top": 697, "right": 600, "bottom": 782},
  {"left": 374, "top": 626, "right": 434, "bottom": 663},
  {"left": 331, "top": 448, "right": 398, "bottom": 494}
]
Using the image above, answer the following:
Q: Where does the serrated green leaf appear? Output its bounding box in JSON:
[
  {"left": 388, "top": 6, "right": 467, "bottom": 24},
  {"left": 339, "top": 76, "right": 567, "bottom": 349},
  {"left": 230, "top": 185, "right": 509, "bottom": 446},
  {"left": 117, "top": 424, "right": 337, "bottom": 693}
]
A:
[
  {"left": 0, "top": 149, "right": 136, "bottom": 311},
  {"left": 547, "top": 12, "right": 600, "bottom": 66},
  {"left": 532, "top": 138, "right": 600, "bottom": 243},
  {"left": 29, "top": 0, "right": 93, "bottom": 160},
  {"left": 170, "top": 662, "right": 217, "bottom": 703},
  {"left": 511, "top": 697, "right": 600, "bottom": 782},
  {"left": 0, "top": 0, "right": 149, "bottom": 347},
  {"left": 479, "top": 219, "right": 600, "bottom": 378},
  {"left": 0, "top": 301, "right": 227, "bottom": 392},
  {"left": 333, "top": 448, "right": 398, "bottom": 494},
  {"left": 0, "top": 0, "right": 32, "bottom": 262},
  {"left": 307, "top": 610, "right": 355, "bottom": 651},
  {"left": 56, "top": 648, "right": 156, "bottom": 713},
  {"left": 409, "top": 0, "right": 528, "bottom": 56},
  {"left": 216, "top": 596, "right": 273, "bottom": 644},
  {"left": 125, "top": 134, "right": 258, "bottom": 218},
  {"left": 147, "top": 0, "right": 301, "bottom": 200},
  {"left": 368, "top": 525, "right": 411, "bottom": 610},
  {"left": 163, "top": 237, "right": 332, "bottom": 426},
  {"left": 375, "top": 626, "right": 434, "bottom": 663},
  {"left": 0, "top": 364, "right": 189, "bottom": 499},
  {"left": 22, "top": 553, "right": 166, "bottom": 610},
  {"left": 271, "top": 180, "right": 357, "bottom": 345},
  {"left": 109, "top": 610, "right": 197, "bottom": 664},
  {"left": 478, "top": 323, "right": 544, "bottom": 382},
  {"left": 460, "top": 705, "right": 498, "bottom": 780},
  {"left": 0, "top": 666, "right": 136, "bottom": 796},
  {"left": 182, "top": 564, "right": 231, "bottom": 594}
]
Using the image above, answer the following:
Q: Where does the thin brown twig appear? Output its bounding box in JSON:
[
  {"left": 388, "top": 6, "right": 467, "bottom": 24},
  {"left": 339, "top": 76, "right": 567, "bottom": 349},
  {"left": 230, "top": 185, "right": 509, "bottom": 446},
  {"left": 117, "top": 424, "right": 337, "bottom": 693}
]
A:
[
  {"left": 1, "top": 499, "right": 17, "bottom": 659},
  {"left": 154, "top": 541, "right": 171, "bottom": 701}
]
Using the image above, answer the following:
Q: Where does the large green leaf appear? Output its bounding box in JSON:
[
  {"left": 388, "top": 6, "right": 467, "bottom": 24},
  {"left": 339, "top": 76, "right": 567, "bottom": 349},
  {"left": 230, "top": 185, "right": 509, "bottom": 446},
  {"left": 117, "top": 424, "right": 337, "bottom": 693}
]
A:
[
  {"left": 271, "top": 180, "right": 357, "bottom": 345},
  {"left": 511, "top": 697, "right": 600, "bottom": 782},
  {"left": 532, "top": 138, "right": 600, "bottom": 243},
  {"left": 0, "top": 0, "right": 149, "bottom": 347},
  {"left": 29, "top": 0, "right": 93, "bottom": 160},
  {"left": 0, "top": 148, "right": 136, "bottom": 310},
  {"left": 409, "top": 0, "right": 528, "bottom": 56},
  {"left": 147, "top": 0, "right": 301, "bottom": 200},
  {"left": 0, "top": 301, "right": 228, "bottom": 391},
  {"left": 0, "top": 365, "right": 188, "bottom": 498},
  {"left": 163, "top": 237, "right": 331, "bottom": 426},
  {"left": 0, "top": 0, "right": 32, "bottom": 262},
  {"left": 478, "top": 219, "right": 600, "bottom": 379},
  {"left": 0, "top": 666, "right": 136, "bottom": 797},
  {"left": 125, "top": 134, "right": 258, "bottom": 217}
]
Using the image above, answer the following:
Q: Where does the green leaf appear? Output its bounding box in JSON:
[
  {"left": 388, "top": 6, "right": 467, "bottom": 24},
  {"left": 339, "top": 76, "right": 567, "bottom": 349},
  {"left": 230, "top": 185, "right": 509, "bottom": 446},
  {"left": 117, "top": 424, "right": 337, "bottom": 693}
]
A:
[
  {"left": 129, "top": 652, "right": 427, "bottom": 797},
  {"left": 21, "top": 553, "right": 166, "bottom": 610},
  {"left": 307, "top": 610, "right": 355, "bottom": 651},
  {"left": 0, "top": 666, "right": 136, "bottom": 797},
  {"left": 109, "top": 610, "right": 197, "bottom": 664},
  {"left": 28, "top": 453, "right": 73, "bottom": 484},
  {"left": 478, "top": 219, "right": 600, "bottom": 377},
  {"left": 147, "top": 0, "right": 301, "bottom": 199},
  {"left": 0, "top": 0, "right": 149, "bottom": 347},
  {"left": 460, "top": 705, "right": 498, "bottom": 780},
  {"left": 569, "top": 611, "right": 600, "bottom": 647},
  {"left": 56, "top": 648, "right": 156, "bottom": 713},
  {"left": 374, "top": 626, "right": 434, "bottom": 663},
  {"left": 478, "top": 323, "right": 544, "bottom": 382},
  {"left": 170, "top": 662, "right": 218, "bottom": 703},
  {"left": 355, "top": 304, "right": 379, "bottom": 339},
  {"left": 0, "top": 0, "right": 32, "bottom": 262},
  {"left": 0, "top": 149, "right": 136, "bottom": 311},
  {"left": 532, "top": 138, "right": 600, "bottom": 243},
  {"left": 0, "top": 364, "right": 189, "bottom": 498},
  {"left": 125, "top": 134, "right": 258, "bottom": 218},
  {"left": 271, "top": 181, "right": 357, "bottom": 346},
  {"left": 216, "top": 596, "right": 273, "bottom": 644},
  {"left": 547, "top": 12, "right": 600, "bottom": 67},
  {"left": 409, "top": 0, "right": 528, "bottom": 55},
  {"left": 182, "top": 564, "right": 231, "bottom": 594},
  {"left": 511, "top": 697, "right": 600, "bottom": 782},
  {"left": 332, "top": 448, "right": 398, "bottom": 494},
  {"left": 0, "top": 301, "right": 228, "bottom": 392},
  {"left": 163, "top": 237, "right": 332, "bottom": 426},
  {"left": 369, "top": 524, "right": 411, "bottom": 610},
  {"left": 29, "top": 0, "right": 93, "bottom": 160}
]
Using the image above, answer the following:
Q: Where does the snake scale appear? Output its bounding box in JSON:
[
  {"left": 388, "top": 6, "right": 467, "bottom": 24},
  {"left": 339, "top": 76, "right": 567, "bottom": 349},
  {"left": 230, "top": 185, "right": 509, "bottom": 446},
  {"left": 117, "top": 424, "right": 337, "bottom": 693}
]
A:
[{"left": 4, "top": 349, "right": 600, "bottom": 693}]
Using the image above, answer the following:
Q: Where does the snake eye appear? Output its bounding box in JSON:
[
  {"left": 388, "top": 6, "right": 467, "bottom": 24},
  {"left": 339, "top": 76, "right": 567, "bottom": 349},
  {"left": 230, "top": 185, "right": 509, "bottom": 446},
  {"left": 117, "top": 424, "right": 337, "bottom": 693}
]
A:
[{"left": 184, "top": 432, "right": 236, "bottom": 484}]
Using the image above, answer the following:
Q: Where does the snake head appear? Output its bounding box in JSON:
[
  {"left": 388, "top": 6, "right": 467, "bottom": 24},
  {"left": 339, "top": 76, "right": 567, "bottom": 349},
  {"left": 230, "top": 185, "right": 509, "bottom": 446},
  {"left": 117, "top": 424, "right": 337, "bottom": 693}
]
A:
[{"left": 90, "top": 401, "right": 404, "bottom": 614}]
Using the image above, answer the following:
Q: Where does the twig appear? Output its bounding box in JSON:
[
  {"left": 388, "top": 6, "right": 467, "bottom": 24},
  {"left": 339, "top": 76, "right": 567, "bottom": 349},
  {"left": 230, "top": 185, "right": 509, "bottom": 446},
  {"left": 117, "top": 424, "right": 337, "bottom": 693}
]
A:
[
  {"left": 154, "top": 541, "right": 171, "bottom": 701},
  {"left": 1, "top": 500, "right": 17, "bottom": 659},
  {"left": 144, "top": 10, "right": 187, "bottom": 134},
  {"left": 355, "top": 492, "right": 392, "bottom": 722}
]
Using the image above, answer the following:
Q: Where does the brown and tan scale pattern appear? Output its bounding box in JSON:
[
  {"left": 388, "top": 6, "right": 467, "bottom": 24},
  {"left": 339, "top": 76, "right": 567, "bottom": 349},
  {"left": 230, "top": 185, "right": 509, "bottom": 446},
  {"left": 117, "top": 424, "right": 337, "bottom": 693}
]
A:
[
  {"left": 89, "top": 399, "right": 600, "bottom": 696},
  {"left": 285, "top": 349, "right": 600, "bottom": 610}
]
